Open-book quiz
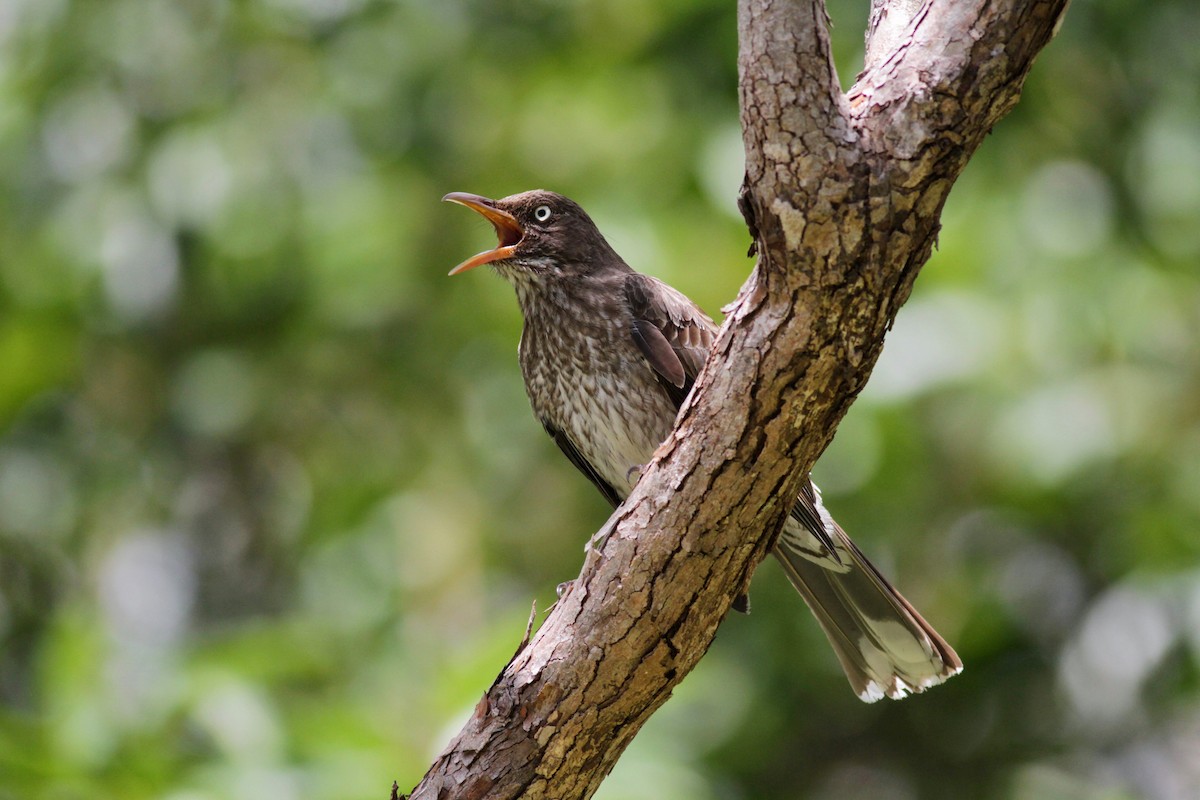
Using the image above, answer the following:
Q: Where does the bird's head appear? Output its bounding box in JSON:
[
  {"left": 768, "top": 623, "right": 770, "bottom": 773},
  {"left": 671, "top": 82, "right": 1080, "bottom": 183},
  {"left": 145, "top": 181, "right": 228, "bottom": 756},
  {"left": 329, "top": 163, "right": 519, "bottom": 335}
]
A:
[{"left": 443, "top": 190, "right": 619, "bottom": 281}]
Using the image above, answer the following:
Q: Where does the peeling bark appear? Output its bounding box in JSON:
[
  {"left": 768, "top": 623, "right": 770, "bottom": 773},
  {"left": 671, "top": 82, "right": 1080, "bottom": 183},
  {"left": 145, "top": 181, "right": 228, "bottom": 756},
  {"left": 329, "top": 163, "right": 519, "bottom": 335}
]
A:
[{"left": 407, "top": 1, "right": 1069, "bottom": 798}]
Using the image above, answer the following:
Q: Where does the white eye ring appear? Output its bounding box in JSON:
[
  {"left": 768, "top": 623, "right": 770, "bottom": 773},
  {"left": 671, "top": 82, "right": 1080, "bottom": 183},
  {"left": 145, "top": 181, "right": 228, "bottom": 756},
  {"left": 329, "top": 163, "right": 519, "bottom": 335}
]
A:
[{"left": 534, "top": 205, "right": 552, "bottom": 222}]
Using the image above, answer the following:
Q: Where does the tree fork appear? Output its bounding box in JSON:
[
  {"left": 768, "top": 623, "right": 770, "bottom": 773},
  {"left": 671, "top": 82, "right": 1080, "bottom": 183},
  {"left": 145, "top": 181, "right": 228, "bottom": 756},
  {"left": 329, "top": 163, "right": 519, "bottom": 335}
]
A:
[{"left": 408, "top": 1, "right": 1069, "bottom": 797}]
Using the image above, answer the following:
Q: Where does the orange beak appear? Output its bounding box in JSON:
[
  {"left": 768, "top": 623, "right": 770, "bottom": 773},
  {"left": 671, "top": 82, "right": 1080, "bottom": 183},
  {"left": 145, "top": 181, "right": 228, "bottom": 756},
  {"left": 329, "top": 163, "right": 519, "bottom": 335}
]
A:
[{"left": 443, "top": 192, "right": 525, "bottom": 275}]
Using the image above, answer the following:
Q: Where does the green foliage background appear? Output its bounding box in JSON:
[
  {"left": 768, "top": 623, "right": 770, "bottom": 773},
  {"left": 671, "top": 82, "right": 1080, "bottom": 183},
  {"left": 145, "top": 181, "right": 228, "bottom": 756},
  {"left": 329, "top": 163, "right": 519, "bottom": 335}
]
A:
[{"left": 1, "top": 1, "right": 1198, "bottom": 798}]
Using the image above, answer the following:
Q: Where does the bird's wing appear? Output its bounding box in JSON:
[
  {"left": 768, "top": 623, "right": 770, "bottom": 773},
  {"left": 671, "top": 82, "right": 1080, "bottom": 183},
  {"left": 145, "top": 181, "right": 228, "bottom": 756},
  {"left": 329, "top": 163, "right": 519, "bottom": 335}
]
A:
[
  {"left": 541, "top": 420, "right": 623, "bottom": 508},
  {"left": 624, "top": 274, "right": 717, "bottom": 409},
  {"left": 625, "top": 274, "right": 840, "bottom": 558}
]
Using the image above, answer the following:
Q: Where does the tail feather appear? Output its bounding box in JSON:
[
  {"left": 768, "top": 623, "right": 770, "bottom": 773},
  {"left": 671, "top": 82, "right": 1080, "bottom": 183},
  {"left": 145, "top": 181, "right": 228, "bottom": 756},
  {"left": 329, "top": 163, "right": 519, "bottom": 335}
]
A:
[{"left": 773, "top": 519, "right": 962, "bottom": 702}]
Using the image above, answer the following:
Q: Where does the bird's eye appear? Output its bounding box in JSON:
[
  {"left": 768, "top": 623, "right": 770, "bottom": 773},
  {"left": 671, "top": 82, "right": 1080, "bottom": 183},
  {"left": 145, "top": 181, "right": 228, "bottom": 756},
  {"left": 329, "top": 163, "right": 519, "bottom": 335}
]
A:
[{"left": 534, "top": 205, "right": 553, "bottom": 222}]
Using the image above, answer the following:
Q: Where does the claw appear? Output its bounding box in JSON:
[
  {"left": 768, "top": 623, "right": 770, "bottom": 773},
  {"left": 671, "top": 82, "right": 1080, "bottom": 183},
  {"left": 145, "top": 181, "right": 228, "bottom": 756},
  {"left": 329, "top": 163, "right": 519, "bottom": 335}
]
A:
[{"left": 586, "top": 509, "right": 623, "bottom": 553}]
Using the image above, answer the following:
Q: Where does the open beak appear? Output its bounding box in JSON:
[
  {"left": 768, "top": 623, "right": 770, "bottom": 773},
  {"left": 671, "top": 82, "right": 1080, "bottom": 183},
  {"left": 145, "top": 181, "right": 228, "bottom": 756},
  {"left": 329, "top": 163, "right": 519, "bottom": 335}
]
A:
[{"left": 443, "top": 192, "right": 525, "bottom": 275}]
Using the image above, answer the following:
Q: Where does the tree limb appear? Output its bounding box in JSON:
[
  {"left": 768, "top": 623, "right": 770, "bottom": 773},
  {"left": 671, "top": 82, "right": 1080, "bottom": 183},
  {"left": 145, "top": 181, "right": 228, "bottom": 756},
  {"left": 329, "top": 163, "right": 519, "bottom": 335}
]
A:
[
  {"left": 863, "top": 0, "right": 929, "bottom": 75},
  {"left": 408, "top": 1, "right": 1069, "bottom": 798}
]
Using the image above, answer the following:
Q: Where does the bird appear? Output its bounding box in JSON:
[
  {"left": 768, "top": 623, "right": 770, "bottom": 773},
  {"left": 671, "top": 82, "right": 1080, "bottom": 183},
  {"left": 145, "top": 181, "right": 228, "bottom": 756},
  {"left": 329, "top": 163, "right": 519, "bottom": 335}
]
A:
[{"left": 443, "top": 188, "right": 962, "bottom": 702}]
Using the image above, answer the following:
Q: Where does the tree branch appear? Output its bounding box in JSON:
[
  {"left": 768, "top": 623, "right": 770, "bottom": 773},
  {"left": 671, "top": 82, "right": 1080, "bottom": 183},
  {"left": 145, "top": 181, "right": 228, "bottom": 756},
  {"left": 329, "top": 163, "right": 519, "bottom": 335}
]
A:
[
  {"left": 863, "top": 0, "right": 929, "bottom": 75},
  {"left": 736, "top": 0, "right": 848, "bottom": 189},
  {"left": 408, "top": 1, "right": 1068, "bottom": 798}
]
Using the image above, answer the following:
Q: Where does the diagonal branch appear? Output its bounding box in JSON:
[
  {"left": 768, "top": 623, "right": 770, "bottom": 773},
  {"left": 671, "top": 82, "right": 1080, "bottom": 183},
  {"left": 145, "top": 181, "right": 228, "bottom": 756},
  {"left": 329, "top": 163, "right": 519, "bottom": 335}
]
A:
[{"left": 407, "top": 2, "right": 1069, "bottom": 799}]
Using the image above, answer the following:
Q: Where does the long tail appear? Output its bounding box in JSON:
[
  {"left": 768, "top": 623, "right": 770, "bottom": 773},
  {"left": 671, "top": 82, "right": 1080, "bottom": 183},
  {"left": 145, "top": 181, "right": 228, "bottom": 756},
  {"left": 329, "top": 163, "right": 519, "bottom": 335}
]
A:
[{"left": 773, "top": 516, "right": 962, "bottom": 702}]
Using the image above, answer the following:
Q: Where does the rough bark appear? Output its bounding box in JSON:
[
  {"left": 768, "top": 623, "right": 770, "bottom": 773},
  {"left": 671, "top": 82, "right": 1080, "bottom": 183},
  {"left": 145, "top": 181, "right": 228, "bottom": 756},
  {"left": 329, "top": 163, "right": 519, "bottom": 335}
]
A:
[{"left": 408, "top": 1, "right": 1069, "bottom": 798}]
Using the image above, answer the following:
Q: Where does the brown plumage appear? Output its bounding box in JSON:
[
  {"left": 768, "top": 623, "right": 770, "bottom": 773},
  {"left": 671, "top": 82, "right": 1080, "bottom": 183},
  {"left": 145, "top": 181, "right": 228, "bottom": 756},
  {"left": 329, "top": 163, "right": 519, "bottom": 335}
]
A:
[{"left": 445, "top": 189, "right": 962, "bottom": 702}]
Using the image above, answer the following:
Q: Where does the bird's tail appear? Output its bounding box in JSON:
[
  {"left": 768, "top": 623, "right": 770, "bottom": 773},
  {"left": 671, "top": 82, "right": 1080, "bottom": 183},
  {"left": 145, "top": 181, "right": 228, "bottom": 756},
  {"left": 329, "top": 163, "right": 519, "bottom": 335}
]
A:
[{"left": 772, "top": 523, "right": 962, "bottom": 702}]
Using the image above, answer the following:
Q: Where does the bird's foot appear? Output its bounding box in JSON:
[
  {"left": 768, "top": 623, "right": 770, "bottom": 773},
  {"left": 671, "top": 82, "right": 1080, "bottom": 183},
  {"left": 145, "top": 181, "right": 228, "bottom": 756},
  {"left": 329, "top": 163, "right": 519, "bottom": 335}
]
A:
[
  {"left": 585, "top": 509, "right": 623, "bottom": 553},
  {"left": 625, "top": 463, "right": 645, "bottom": 485}
]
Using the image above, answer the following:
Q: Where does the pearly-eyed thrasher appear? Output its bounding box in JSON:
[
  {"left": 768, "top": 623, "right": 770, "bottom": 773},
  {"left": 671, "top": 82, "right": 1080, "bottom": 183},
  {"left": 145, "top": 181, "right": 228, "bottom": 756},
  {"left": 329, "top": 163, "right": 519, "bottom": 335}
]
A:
[{"left": 444, "top": 189, "right": 961, "bottom": 702}]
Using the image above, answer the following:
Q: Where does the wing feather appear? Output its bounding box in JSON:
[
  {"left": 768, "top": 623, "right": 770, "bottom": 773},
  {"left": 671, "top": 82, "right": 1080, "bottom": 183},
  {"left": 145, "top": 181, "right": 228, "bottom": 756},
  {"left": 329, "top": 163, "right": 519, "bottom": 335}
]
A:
[
  {"left": 623, "top": 274, "right": 717, "bottom": 409},
  {"left": 541, "top": 420, "right": 623, "bottom": 509}
]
